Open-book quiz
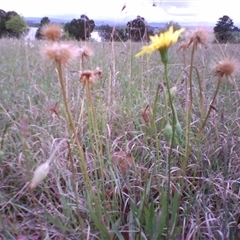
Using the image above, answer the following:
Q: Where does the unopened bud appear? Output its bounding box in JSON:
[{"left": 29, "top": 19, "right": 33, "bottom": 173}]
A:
[
  {"left": 30, "top": 162, "right": 50, "bottom": 189},
  {"left": 174, "top": 120, "right": 182, "bottom": 140},
  {"left": 169, "top": 86, "right": 177, "bottom": 100},
  {"left": 163, "top": 122, "right": 173, "bottom": 145}
]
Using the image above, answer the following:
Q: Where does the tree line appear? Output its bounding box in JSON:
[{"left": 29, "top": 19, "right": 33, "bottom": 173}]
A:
[
  {"left": 213, "top": 15, "right": 240, "bottom": 43},
  {"left": 36, "top": 15, "right": 156, "bottom": 42},
  {"left": 0, "top": 8, "right": 239, "bottom": 44},
  {"left": 0, "top": 9, "right": 27, "bottom": 38}
]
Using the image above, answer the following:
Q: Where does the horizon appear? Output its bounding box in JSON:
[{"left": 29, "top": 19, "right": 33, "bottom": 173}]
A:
[{"left": 24, "top": 16, "right": 215, "bottom": 28}]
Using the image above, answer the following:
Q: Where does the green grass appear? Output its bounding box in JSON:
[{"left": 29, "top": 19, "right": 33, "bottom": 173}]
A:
[{"left": 0, "top": 38, "right": 240, "bottom": 240}]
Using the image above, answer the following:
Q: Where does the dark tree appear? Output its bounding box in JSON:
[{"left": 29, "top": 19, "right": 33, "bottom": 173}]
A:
[
  {"left": 0, "top": 10, "right": 18, "bottom": 38},
  {"left": 127, "top": 15, "right": 147, "bottom": 42},
  {"left": 0, "top": 9, "right": 6, "bottom": 37},
  {"left": 35, "top": 16, "right": 50, "bottom": 39},
  {"left": 40, "top": 17, "right": 50, "bottom": 26},
  {"left": 5, "top": 11, "right": 18, "bottom": 21},
  {"left": 157, "top": 21, "right": 181, "bottom": 34},
  {"left": 0, "top": 10, "right": 26, "bottom": 38},
  {"left": 214, "top": 15, "right": 236, "bottom": 43},
  {"left": 5, "top": 14, "right": 27, "bottom": 38},
  {"left": 165, "top": 21, "right": 181, "bottom": 32},
  {"left": 64, "top": 15, "right": 95, "bottom": 41},
  {"left": 98, "top": 25, "right": 128, "bottom": 42}
]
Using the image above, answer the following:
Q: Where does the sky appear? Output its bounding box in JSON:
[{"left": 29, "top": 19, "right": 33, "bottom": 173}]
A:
[{"left": 1, "top": 0, "right": 240, "bottom": 26}]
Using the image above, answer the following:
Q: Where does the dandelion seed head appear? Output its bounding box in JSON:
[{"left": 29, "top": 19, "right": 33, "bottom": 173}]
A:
[
  {"left": 93, "top": 67, "right": 102, "bottom": 78},
  {"left": 184, "top": 28, "right": 211, "bottom": 50},
  {"left": 79, "top": 70, "right": 95, "bottom": 86},
  {"left": 214, "top": 58, "right": 239, "bottom": 78},
  {"left": 41, "top": 23, "right": 62, "bottom": 42},
  {"left": 78, "top": 45, "right": 93, "bottom": 60},
  {"left": 43, "top": 42, "right": 78, "bottom": 65}
]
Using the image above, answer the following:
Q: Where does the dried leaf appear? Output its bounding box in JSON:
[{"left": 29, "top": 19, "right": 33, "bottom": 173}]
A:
[
  {"left": 111, "top": 151, "right": 133, "bottom": 175},
  {"left": 48, "top": 102, "right": 60, "bottom": 119}
]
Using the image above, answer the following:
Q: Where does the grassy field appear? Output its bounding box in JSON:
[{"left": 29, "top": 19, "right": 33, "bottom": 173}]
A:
[{"left": 0, "top": 34, "right": 240, "bottom": 240}]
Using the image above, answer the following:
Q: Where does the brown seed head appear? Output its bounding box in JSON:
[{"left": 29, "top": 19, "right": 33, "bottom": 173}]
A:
[
  {"left": 41, "top": 23, "right": 62, "bottom": 41},
  {"left": 178, "top": 41, "right": 189, "bottom": 52},
  {"left": 184, "top": 28, "right": 211, "bottom": 50},
  {"left": 78, "top": 45, "right": 93, "bottom": 60},
  {"left": 43, "top": 42, "right": 78, "bottom": 65},
  {"left": 214, "top": 58, "right": 238, "bottom": 78},
  {"left": 79, "top": 70, "right": 95, "bottom": 86},
  {"left": 93, "top": 67, "right": 102, "bottom": 78}
]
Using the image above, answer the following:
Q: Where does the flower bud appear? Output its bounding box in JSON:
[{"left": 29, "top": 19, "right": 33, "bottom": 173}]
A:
[
  {"left": 163, "top": 122, "right": 173, "bottom": 145},
  {"left": 174, "top": 120, "right": 182, "bottom": 140},
  {"left": 30, "top": 162, "right": 50, "bottom": 189},
  {"left": 170, "top": 86, "right": 177, "bottom": 100}
]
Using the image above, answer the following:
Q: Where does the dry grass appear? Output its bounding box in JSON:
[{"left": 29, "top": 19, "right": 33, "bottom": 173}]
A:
[{"left": 0, "top": 38, "right": 240, "bottom": 240}]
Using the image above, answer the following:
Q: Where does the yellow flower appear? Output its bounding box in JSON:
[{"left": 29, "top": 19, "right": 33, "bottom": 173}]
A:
[{"left": 135, "top": 26, "right": 184, "bottom": 63}]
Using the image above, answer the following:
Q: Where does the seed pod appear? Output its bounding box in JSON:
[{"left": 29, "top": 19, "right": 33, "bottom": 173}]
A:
[
  {"left": 174, "top": 120, "right": 182, "bottom": 140},
  {"left": 169, "top": 86, "right": 177, "bottom": 100},
  {"left": 163, "top": 122, "right": 173, "bottom": 145}
]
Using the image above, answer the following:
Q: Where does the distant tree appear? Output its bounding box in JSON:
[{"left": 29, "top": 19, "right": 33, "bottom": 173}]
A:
[
  {"left": 35, "top": 16, "right": 50, "bottom": 39},
  {"left": 5, "top": 11, "right": 18, "bottom": 21},
  {"left": 157, "top": 21, "right": 181, "bottom": 34},
  {"left": 166, "top": 21, "right": 181, "bottom": 32},
  {"left": 98, "top": 25, "right": 128, "bottom": 41},
  {"left": 64, "top": 14, "right": 95, "bottom": 41},
  {"left": 0, "top": 9, "right": 6, "bottom": 37},
  {"left": 40, "top": 16, "right": 50, "bottom": 26},
  {"left": 0, "top": 10, "right": 27, "bottom": 38},
  {"left": 5, "top": 14, "right": 27, "bottom": 38},
  {"left": 127, "top": 15, "right": 147, "bottom": 42},
  {"left": 214, "top": 15, "right": 236, "bottom": 43}
]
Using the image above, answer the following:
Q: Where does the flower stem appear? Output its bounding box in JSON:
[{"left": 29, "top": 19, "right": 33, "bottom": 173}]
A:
[
  {"left": 197, "top": 75, "right": 222, "bottom": 138},
  {"left": 164, "top": 62, "right": 176, "bottom": 238},
  {"left": 183, "top": 45, "right": 195, "bottom": 174},
  {"left": 56, "top": 61, "right": 90, "bottom": 189}
]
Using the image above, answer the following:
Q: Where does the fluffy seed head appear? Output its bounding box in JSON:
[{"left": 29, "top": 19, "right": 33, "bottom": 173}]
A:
[
  {"left": 79, "top": 67, "right": 102, "bottom": 86},
  {"left": 93, "top": 67, "right": 102, "bottom": 78},
  {"left": 184, "top": 28, "right": 211, "bottom": 50},
  {"left": 41, "top": 23, "right": 62, "bottom": 41},
  {"left": 43, "top": 42, "right": 78, "bottom": 65},
  {"left": 214, "top": 58, "right": 239, "bottom": 78},
  {"left": 78, "top": 45, "right": 93, "bottom": 60},
  {"left": 79, "top": 70, "right": 95, "bottom": 86}
]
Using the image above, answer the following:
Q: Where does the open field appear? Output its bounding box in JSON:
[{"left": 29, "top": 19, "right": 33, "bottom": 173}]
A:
[{"left": 0, "top": 38, "right": 240, "bottom": 239}]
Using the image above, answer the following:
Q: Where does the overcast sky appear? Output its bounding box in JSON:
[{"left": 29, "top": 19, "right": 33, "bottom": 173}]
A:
[{"left": 1, "top": 0, "right": 240, "bottom": 25}]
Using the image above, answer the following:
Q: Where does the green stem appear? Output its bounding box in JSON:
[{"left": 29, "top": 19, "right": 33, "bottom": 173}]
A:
[
  {"left": 150, "top": 84, "right": 161, "bottom": 159},
  {"left": 182, "top": 45, "right": 195, "bottom": 174},
  {"left": 151, "top": 84, "right": 161, "bottom": 126},
  {"left": 164, "top": 62, "right": 176, "bottom": 238},
  {"left": 85, "top": 83, "right": 104, "bottom": 181},
  {"left": 56, "top": 61, "right": 90, "bottom": 189},
  {"left": 197, "top": 75, "right": 222, "bottom": 138}
]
